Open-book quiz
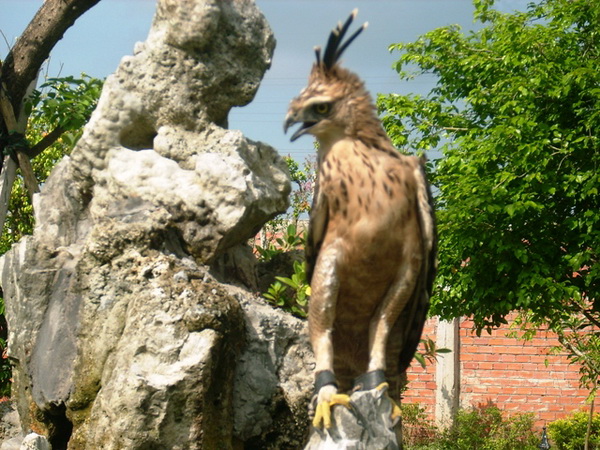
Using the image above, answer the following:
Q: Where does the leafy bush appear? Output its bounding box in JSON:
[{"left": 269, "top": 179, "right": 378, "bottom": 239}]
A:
[
  {"left": 26, "top": 74, "right": 104, "bottom": 136},
  {"left": 253, "top": 153, "right": 315, "bottom": 319},
  {"left": 263, "top": 260, "right": 310, "bottom": 318},
  {"left": 255, "top": 222, "right": 310, "bottom": 318},
  {"left": 436, "top": 404, "right": 538, "bottom": 450},
  {"left": 548, "top": 410, "right": 600, "bottom": 450},
  {"left": 255, "top": 223, "right": 304, "bottom": 262},
  {"left": 402, "top": 403, "right": 439, "bottom": 449},
  {"left": 401, "top": 403, "right": 539, "bottom": 449},
  {"left": 413, "top": 336, "right": 452, "bottom": 369}
]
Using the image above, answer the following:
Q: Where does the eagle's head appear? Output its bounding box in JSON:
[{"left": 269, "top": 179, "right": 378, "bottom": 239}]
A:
[{"left": 284, "top": 10, "right": 375, "bottom": 145}]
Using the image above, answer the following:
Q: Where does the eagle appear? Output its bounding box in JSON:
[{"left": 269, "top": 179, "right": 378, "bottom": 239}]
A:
[{"left": 284, "top": 10, "right": 437, "bottom": 429}]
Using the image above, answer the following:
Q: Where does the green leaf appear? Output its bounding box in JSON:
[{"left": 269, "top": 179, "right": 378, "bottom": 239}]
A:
[{"left": 413, "top": 352, "right": 426, "bottom": 369}]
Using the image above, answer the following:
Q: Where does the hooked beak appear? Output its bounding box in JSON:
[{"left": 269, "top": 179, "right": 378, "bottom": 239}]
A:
[{"left": 284, "top": 112, "right": 316, "bottom": 142}]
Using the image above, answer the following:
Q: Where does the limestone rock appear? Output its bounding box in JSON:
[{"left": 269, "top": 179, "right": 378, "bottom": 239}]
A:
[
  {"left": 0, "top": 0, "right": 302, "bottom": 448},
  {"left": 0, "top": 432, "right": 50, "bottom": 450},
  {"left": 304, "top": 388, "right": 401, "bottom": 450},
  {"left": 0, "top": 400, "right": 20, "bottom": 447},
  {"left": 59, "top": 0, "right": 288, "bottom": 263},
  {"left": 233, "top": 290, "right": 314, "bottom": 448},
  {"left": 0, "top": 438, "right": 21, "bottom": 450},
  {"left": 68, "top": 253, "right": 245, "bottom": 449},
  {"left": 20, "top": 434, "right": 50, "bottom": 450}
]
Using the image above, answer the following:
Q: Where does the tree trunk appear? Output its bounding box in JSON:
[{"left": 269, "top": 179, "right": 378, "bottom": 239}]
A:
[
  {"left": 585, "top": 391, "right": 595, "bottom": 450},
  {"left": 0, "top": 0, "right": 102, "bottom": 119},
  {"left": 0, "top": 0, "right": 102, "bottom": 229},
  {"left": 0, "top": 88, "right": 39, "bottom": 199}
]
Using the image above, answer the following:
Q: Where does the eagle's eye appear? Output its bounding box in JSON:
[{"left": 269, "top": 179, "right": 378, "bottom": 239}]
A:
[{"left": 313, "top": 102, "right": 331, "bottom": 115}]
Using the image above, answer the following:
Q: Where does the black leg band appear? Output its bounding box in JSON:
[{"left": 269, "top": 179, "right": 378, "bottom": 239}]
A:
[
  {"left": 353, "top": 369, "right": 386, "bottom": 391},
  {"left": 314, "top": 370, "right": 337, "bottom": 394}
]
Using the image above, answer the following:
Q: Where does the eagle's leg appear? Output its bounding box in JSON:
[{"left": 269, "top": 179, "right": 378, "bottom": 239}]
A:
[
  {"left": 368, "top": 282, "right": 415, "bottom": 371},
  {"left": 308, "top": 245, "right": 351, "bottom": 429},
  {"left": 367, "top": 259, "right": 420, "bottom": 373},
  {"left": 358, "top": 264, "right": 421, "bottom": 421},
  {"left": 310, "top": 372, "right": 353, "bottom": 428}
]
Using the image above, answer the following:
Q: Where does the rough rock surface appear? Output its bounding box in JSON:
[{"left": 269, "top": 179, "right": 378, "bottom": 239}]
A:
[
  {"left": 1, "top": 433, "right": 51, "bottom": 450},
  {"left": 0, "top": 0, "right": 311, "bottom": 448},
  {"left": 234, "top": 291, "right": 314, "bottom": 448},
  {"left": 0, "top": 401, "right": 20, "bottom": 447},
  {"left": 305, "top": 389, "right": 401, "bottom": 450}
]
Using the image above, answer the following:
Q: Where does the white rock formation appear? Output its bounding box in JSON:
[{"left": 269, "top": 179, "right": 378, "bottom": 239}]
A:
[{"left": 0, "top": 0, "right": 316, "bottom": 448}]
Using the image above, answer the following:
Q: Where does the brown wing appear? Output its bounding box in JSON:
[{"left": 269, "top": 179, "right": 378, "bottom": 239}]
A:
[
  {"left": 396, "top": 156, "right": 438, "bottom": 373},
  {"left": 305, "top": 181, "right": 329, "bottom": 285}
]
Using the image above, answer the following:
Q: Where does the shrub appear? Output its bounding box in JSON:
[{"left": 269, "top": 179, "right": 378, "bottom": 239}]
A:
[
  {"left": 263, "top": 259, "right": 309, "bottom": 319},
  {"left": 402, "top": 403, "right": 439, "bottom": 449},
  {"left": 548, "top": 410, "right": 600, "bottom": 450},
  {"left": 436, "top": 404, "right": 538, "bottom": 450},
  {"left": 254, "top": 223, "right": 309, "bottom": 318}
]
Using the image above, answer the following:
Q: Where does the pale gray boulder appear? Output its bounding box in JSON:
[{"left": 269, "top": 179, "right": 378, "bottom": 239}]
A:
[
  {"left": 0, "top": 401, "right": 20, "bottom": 449},
  {"left": 233, "top": 290, "right": 314, "bottom": 448},
  {"left": 0, "top": 0, "right": 304, "bottom": 448},
  {"left": 0, "top": 433, "right": 50, "bottom": 450},
  {"left": 19, "top": 434, "right": 50, "bottom": 450}
]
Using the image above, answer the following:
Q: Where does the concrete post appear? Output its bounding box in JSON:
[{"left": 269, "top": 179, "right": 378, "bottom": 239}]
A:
[{"left": 435, "top": 317, "right": 460, "bottom": 429}]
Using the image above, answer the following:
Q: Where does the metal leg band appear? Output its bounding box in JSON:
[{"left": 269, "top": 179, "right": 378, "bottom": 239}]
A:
[
  {"left": 353, "top": 369, "right": 386, "bottom": 391},
  {"left": 314, "top": 370, "right": 337, "bottom": 394}
]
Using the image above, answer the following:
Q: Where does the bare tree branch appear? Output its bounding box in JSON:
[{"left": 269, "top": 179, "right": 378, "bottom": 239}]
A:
[
  {"left": 26, "top": 125, "right": 67, "bottom": 159},
  {"left": 570, "top": 300, "right": 600, "bottom": 329}
]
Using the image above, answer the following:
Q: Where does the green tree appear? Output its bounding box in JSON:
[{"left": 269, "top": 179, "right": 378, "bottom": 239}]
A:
[
  {"left": 1, "top": 75, "right": 103, "bottom": 253},
  {"left": 378, "top": 0, "right": 599, "bottom": 394},
  {"left": 1, "top": 0, "right": 101, "bottom": 217}
]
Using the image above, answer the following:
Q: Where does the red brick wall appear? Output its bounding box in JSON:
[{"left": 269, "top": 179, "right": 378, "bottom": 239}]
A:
[
  {"left": 402, "top": 315, "right": 591, "bottom": 428},
  {"left": 403, "top": 318, "right": 438, "bottom": 414}
]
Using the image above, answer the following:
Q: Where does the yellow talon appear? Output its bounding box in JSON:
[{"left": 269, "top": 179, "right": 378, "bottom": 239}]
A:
[
  {"left": 313, "top": 401, "right": 329, "bottom": 428},
  {"left": 375, "top": 381, "right": 390, "bottom": 391},
  {"left": 376, "top": 382, "right": 402, "bottom": 423},
  {"left": 390, "top": 401, "right": 402, "bottom": 422},
  {"left": 312, "top": 394, "right": 352, "bottom": 429}
]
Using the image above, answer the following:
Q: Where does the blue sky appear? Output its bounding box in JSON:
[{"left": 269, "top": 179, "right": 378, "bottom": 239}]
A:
[{"left": 0, "top": 0, "right": 524, "bottom": 162}]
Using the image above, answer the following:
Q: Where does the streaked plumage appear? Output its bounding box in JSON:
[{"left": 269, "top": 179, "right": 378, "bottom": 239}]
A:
[{"left": 284, "top": 10, "right": 437, "bottom": 429}]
